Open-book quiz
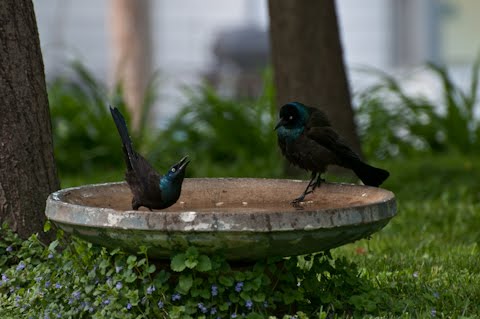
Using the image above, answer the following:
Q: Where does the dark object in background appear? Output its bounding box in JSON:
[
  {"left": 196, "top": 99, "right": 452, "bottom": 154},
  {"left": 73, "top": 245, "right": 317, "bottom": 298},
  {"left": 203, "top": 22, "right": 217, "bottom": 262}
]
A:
[
  {"left": 275, "top": 102, "right": 389, "bottom": 204},
  {"left": 205, "top": 26, "right": 270, "bottom": 99},
  {"left": 109, "top": 106, "right": 189, "bottom": 210}
]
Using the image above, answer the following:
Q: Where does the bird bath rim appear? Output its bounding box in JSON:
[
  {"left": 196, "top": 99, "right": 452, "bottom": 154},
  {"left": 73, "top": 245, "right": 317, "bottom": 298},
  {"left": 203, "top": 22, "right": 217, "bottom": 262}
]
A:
[{"left": 45, "top": 178, "right": 397, "bottom": 260}]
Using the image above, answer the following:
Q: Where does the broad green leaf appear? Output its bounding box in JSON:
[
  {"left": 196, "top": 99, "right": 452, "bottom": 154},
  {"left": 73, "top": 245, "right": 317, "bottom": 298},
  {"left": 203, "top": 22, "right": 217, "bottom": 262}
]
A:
[
  {"left": 171, "top": 253, "right": 186, "bottom": 272},
  {"left": 196, "top": 255, "right": 212, "bottom": 272}
]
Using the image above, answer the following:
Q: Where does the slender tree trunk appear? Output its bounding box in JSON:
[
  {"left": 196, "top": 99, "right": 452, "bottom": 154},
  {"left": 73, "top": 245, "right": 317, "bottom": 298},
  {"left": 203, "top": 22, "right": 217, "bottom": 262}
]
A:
[
  {"left": 109, "top": 0, "right": 152, "bottom": 131},
  {"left": 268, "top": 0, "right": 362, "bottom": 156},
  {"left": 0, "top": 0, "right": 60, "bottom": 240}
]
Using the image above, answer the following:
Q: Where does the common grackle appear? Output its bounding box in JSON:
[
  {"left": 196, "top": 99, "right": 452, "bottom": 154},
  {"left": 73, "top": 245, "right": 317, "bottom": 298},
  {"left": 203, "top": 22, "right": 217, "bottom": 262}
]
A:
[
  {"left": 110, "top": 106, "right": 189, "bottom": 210},
  {"left": 274, "top": 102, "right": 389, "bottom": 204}
]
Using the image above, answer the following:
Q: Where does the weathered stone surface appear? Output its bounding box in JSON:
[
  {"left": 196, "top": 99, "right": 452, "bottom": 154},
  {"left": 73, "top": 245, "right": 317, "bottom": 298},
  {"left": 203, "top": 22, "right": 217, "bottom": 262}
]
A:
[{"left": 45, "top": 178, "right": 396, "bottom": 260}]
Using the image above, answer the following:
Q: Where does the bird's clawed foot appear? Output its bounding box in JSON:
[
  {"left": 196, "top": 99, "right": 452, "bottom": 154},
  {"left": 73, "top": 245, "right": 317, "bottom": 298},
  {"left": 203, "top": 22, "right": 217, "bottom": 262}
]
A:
[{"left": 291, "top": 194, "right": 306, "bottom": 206}]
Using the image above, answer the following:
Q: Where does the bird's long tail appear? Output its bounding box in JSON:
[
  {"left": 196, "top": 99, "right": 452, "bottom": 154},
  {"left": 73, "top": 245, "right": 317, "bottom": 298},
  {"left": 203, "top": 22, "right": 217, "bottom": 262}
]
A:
[
  {"left": 351, "top": 160, "right": 390, "bottom": 187},
  {"left": 109, "top": 106, "right": 135, "bottom": 170}
]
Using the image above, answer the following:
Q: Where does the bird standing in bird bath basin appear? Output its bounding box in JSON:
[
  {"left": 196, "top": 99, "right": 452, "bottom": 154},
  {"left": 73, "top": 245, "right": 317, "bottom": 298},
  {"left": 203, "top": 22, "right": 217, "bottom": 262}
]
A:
[
  {"left": 45, "top": 178, "right": 396, "bottom": 261},
  {"left": 109, "top": 106, "right": 189, "bottom": 210}
]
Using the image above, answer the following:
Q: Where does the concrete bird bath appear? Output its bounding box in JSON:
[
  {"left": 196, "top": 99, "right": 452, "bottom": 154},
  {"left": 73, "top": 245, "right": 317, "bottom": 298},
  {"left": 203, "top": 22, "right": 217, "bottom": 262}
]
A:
[{"left": 45, "top": 178, "right": 396, "bottom": 261}]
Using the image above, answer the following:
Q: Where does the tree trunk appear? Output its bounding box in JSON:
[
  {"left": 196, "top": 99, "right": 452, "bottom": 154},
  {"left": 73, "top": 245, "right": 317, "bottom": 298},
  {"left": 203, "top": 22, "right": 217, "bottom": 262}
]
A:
[
  {"left": 0, "top": 0, "right": 60, "bottom": 240},
  {"left": 268, "top": 0, "right": 362, "bottom": 156},
  {"left": 109, "top": 0, "right": 152, "bottom": 132}
]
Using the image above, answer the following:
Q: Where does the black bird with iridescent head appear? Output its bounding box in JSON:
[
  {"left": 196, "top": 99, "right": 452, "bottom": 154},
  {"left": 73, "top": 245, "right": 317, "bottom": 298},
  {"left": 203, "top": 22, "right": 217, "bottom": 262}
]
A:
[
  {"left": 275, "top": 102, "right": 389, "bottom": 204},
  {"left": 110, "top": 106, "right": 189, "bottom": 210}
]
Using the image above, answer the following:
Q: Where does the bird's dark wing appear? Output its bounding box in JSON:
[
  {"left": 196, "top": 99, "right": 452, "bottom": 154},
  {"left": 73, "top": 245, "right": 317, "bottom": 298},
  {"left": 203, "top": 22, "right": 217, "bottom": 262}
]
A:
[
  {"left": 305, "top": 106, "right": 331, "bottom": 128},
  {"left": 306, "top": 127, "right": 361, "bottom": 165},
  {"left": 125, "top": 153, "right": 162, "bottom": 199}
]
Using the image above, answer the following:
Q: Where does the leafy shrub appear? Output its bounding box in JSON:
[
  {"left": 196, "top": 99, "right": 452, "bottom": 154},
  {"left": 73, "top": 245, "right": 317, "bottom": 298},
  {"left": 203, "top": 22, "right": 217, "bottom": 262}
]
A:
[
  {"left": 0, "top": 223, "right": 384, "bottom": 318},
  {"left": 149, "top": 73, "right": 283, "bottom": 178},
  {"left": 48, "top": 61, "right": 157, "bottom": 176},
  {"left": 356, "top": 55, "right": 480, "bottom": 159},
  {"left": 49, "top": 64, "right": 283, "bottom": 182}
]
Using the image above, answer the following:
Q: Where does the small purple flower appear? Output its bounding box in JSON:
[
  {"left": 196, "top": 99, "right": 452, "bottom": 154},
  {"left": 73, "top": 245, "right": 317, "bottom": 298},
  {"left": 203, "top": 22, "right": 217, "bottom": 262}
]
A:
[
  {"left": 1, "top": 274, "right": 8, "bottom": 283},
  {"left": 245, "top": 299, "right": 253, "bottom": 310},
  {"left": 231, "top": 313, "right": 237, "bottom": 318},
  {"left": 115, "top": 282, "right": 123, "bottom": 290},
  {"left": 48, "top": 253, "right": 54, "bottom": 259},
  {"left": 72, "top": 291, "right": 81, "bottom": 300},
  {"left": 431, "top": 309, "right": 436, "bottom": 317},
  {"left": 16, "top": 261, "right": 26, "bottom": 271},
  {"left": 263, "top": 301, "right": 268, "bottom": 308},
  {"left": 6, "top": 246, "right": 12, "bottom": 252},
  {"left": 115, "top": 266, "right": 123, "bottom": 273},
  {"left": 198, "top": 303, "right": 208, "bottom": 314},
  {"left": 146, "top": 285, "right": 156, "bottom": 294},
  {"left": 433, "top": 291, "right": 439, "bottom": 299},
  {"left": 171, "top": 293, "right": 181, "bottom": 301},
  {"left": 68, "top": 298, "right": 73, "bottom": 305},
  {"left": 126, "top": 303, "right": 132, "bottom": 310},
  {"left": 55, "top": 283, "right": 62, "bottom": 289},
  {"left": 157, "top": 300, "right": 164, "bottom": 309},
  {"left": 45, "top": 281, "right": 51, "bottom": 288},
  {"left": 103, "top": 299, "right": 110, "bottom": 305},
  {"left": 235, "top": 281, "right": 244, "bottom": 292},
  {"left": 211, "top": 284, "right": 218, "bottom": 296},
  {"left": 413, "top": 271, "right": 419, "bottom": 278}
]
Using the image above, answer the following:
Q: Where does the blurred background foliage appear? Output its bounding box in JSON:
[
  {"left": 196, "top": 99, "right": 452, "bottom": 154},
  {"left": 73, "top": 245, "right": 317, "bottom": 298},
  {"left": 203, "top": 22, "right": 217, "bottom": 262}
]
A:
[
  {"left": 48, "top": 63, "right": 283, "bottom": 187},
  {"left": 48, "top": 59, "right": 480, "bottom": 187},
  {"left": 356, "top": 54, "right": 480, "bottom": 160}
]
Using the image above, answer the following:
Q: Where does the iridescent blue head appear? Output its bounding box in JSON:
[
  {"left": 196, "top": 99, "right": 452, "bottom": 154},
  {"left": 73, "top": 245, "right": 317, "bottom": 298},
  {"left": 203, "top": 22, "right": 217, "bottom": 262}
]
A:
[
  {"left": 274, "top": 102, "right": 310, "bottom": 142},
  {"left": 159, "top": 156, "right": 189, "bottom": 203}
]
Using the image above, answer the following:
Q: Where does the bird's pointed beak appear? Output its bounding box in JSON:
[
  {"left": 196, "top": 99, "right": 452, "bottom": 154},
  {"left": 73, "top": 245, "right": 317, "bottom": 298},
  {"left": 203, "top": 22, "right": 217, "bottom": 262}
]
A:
[
  {"left": 274, "top": 118, "right": 287, "bottom": 131},
  {"left": 176, "top": 156, "right": 190, "bottom": 171}
]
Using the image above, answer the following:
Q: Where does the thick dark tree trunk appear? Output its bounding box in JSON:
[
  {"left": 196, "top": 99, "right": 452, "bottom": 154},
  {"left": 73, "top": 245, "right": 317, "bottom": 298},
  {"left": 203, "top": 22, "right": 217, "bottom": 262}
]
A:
[
  {"left": 268, "top": 0, "right": 362, "bottom": 157},
  {"left": 0, "top": 0, "right": 60, "bottom": 240}
]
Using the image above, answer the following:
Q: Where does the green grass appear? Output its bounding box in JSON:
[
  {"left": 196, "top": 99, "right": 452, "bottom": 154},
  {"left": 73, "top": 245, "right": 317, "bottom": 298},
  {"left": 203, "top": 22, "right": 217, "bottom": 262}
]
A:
[{"left": 334, "top": 154, "right": 480, "bottom": 317}]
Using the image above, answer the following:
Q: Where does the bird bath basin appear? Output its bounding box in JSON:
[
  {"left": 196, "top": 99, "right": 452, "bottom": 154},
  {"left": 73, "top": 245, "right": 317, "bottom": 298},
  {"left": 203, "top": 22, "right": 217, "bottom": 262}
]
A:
[{"left": 45, "top": 178, "right": 396, "bottom": 261}]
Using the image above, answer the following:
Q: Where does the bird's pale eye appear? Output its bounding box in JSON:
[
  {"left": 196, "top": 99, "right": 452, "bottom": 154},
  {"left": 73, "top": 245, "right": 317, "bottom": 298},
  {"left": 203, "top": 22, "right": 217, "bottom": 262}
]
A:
[
  {"left": 288, "top": 115, "right": 293, "bottom": 120},
  {"left": 171, "top": 168, "right": 176, "bottom": 173}
]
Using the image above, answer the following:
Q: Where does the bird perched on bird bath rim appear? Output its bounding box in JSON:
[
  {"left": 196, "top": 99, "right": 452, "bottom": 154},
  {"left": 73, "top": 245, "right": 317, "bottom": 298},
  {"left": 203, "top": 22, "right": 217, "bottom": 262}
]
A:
[{"left": 274, "top": 102, "right": 389, "bottom": 205}]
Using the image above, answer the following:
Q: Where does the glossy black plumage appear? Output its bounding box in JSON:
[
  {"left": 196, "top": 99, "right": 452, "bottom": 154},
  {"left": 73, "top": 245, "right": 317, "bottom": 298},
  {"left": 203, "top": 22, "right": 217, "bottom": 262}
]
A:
[
  {"left": 109, "top": 106, "right": 189, "bottom": 210},
  {"left": 275, "top": 102, "right": 389, "bottom": 203}
]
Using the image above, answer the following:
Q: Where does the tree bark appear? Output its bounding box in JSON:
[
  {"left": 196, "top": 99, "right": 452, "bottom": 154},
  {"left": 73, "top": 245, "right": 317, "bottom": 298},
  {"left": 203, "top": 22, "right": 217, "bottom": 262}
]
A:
[
  {"left": 268, "top": 0, "right": 362, "bottom": 156},
  {"left": 0, "top": 0, "right": 60, "bottom": 240},
  {"left": 109, "top": 0, "right": 152, "bottom": 132}
]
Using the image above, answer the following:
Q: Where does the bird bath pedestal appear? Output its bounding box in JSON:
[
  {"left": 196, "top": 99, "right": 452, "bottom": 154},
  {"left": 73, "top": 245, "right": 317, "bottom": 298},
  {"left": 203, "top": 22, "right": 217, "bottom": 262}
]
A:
[{"left": 45, "top": 178, "right": 396, "bottom": 261}]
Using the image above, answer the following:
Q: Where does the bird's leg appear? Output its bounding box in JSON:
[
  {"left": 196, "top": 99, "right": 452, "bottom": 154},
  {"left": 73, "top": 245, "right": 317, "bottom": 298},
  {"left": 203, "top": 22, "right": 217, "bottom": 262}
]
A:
[
  {"left": 291, "top": 172, "right": 317, "bottom": 205},
  {"left": 312, "top": 174, "right": 325, "bottom": 191}
]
